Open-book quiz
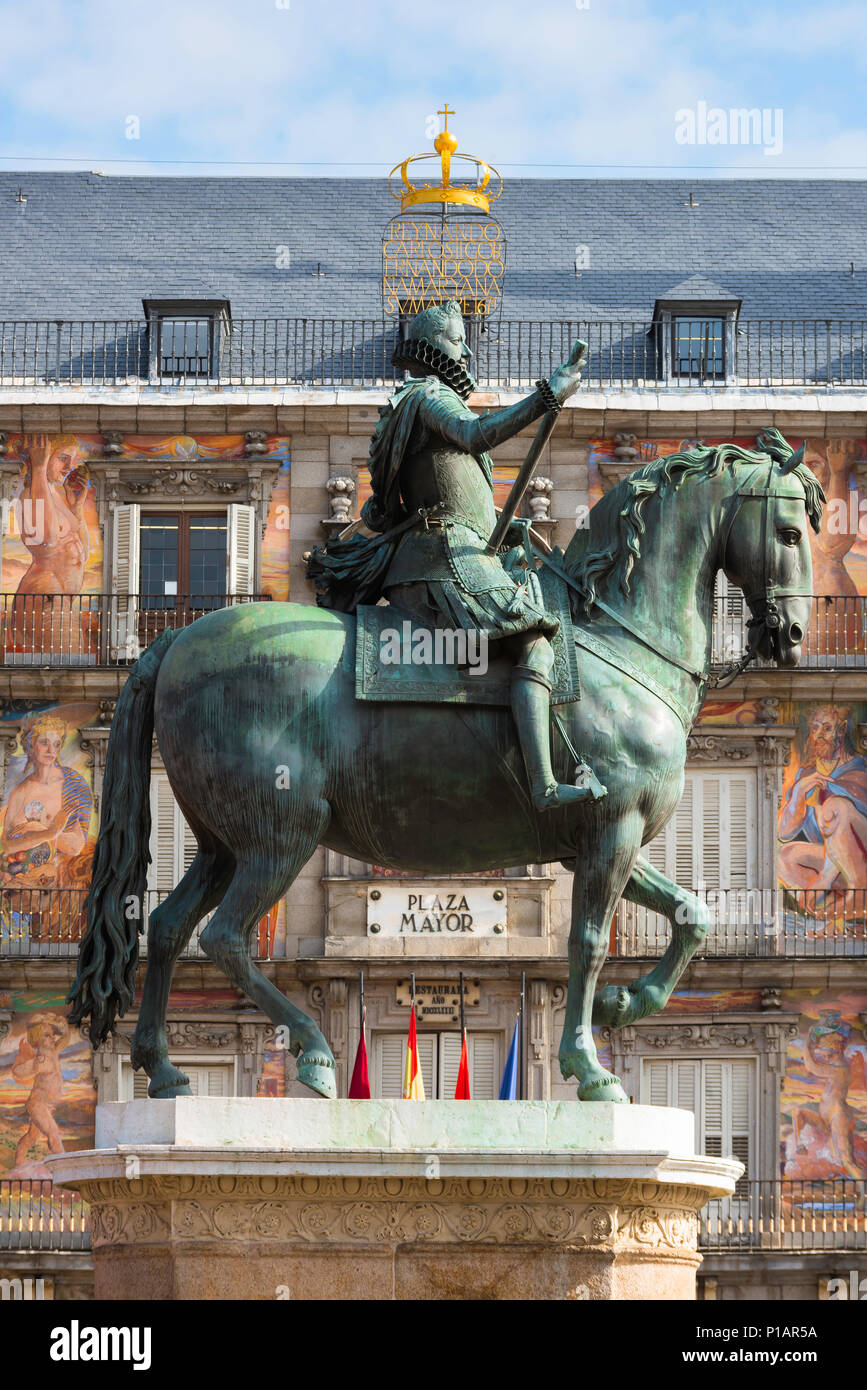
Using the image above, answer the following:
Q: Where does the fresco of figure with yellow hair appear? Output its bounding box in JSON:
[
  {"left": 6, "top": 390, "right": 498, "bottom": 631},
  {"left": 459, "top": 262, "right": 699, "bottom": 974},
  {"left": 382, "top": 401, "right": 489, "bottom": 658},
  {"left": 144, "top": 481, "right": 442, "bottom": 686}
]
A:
[
  {"left": 4, "top": 433, "right": 100, "bottom": 660},
  {"left": 0, "top": 714, "right": 94, "bottom": 942}
]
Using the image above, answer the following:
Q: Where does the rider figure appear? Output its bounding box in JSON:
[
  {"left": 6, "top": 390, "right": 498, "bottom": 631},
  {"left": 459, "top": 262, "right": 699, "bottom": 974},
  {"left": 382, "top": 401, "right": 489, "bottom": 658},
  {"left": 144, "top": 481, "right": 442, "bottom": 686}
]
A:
[{"left": 308, "top": 300, "right": 606, "bottom": 812}]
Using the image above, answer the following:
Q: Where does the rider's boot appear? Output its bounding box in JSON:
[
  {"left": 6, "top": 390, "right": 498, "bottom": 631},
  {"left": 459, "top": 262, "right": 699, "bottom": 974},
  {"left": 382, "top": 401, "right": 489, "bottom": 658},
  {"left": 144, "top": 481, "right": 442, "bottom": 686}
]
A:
[{"left": 510, "top": 637, "right": 607, "bottom": 812}]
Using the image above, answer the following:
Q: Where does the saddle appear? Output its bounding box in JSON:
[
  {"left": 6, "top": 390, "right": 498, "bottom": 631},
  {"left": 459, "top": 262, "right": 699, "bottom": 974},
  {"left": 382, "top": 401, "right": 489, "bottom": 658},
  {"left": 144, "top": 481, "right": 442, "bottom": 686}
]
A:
[{"left": 354, "top": 564, "right": 579, "bottom": 708}]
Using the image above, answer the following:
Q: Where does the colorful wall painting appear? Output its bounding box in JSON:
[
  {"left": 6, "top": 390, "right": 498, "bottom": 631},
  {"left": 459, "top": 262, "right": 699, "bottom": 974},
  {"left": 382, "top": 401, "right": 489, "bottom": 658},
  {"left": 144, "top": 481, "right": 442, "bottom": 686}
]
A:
[
  {"left": 0, "top": 702, "right": 99, "bottom": 947},
  {"left": 778, "top": 702, "right": 867, "bottom": 940},
  {"left": 0, "top": 990, "right": 96, "bottom": 1179},
  {"left": 780, "top": 989, "right": 867, "bottom": 1182}
]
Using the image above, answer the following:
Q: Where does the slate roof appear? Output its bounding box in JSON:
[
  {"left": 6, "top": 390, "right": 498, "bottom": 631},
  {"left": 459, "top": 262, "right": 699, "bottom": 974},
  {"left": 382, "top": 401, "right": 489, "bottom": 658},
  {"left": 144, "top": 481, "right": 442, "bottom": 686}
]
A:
[{"left": 0, "top": 173, "right": 865, "bottom": 323}]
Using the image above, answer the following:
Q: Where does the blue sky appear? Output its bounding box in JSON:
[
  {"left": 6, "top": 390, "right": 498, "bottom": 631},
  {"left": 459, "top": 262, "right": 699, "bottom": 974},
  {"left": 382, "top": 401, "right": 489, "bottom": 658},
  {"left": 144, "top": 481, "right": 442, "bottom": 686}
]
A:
[{"left": 0, "top": 0, "right": 865, "bottom": 177}]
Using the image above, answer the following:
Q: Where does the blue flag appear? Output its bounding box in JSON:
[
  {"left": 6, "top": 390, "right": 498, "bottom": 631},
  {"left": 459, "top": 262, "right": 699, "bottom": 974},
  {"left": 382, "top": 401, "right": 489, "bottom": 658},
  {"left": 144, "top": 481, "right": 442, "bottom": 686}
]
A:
[{"left": 499, "top": 1016, "right": 520, "bottom": 1100}]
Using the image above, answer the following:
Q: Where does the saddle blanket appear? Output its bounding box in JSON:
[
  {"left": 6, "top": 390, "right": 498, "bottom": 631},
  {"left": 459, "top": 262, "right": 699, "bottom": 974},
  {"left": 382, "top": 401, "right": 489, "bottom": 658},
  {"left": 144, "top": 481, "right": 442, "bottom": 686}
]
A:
[{"left": 354, "top": 565, "right": 579, "bottom": 708}]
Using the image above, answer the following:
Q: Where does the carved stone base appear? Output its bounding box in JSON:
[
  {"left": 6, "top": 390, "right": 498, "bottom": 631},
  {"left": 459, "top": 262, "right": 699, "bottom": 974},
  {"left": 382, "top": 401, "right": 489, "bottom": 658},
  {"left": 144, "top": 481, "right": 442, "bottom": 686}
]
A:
[{"left": 47, "top": 1101, "right": 739, "bottom": 1301}]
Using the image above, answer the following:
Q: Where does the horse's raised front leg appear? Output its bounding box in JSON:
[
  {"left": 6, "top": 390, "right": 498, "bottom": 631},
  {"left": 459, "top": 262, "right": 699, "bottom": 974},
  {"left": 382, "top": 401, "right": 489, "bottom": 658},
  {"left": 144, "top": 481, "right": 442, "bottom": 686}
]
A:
[
  {"left": 558, "top": 810, "right": 642, "bottom": 1102},
  {"left": 131, "top": 845, "right": 234, "bottom": 1098},
  {"left": 593, "top": 854, "right": 710, "bottom": 1029}
]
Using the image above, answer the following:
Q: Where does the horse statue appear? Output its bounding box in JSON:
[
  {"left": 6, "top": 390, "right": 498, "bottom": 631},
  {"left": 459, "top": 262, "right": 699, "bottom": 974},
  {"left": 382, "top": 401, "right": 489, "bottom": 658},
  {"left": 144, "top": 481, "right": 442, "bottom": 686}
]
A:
[{"left": 68, "top": 428, "right": 823, "bottom": 1103}]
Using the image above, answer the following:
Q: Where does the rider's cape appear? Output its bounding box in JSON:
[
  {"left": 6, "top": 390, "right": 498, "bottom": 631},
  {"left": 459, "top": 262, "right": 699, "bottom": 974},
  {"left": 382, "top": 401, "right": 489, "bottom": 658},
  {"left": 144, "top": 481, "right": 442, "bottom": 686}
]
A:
[{"left": 306, "top": 380, "right": 432, "bottom": 613}]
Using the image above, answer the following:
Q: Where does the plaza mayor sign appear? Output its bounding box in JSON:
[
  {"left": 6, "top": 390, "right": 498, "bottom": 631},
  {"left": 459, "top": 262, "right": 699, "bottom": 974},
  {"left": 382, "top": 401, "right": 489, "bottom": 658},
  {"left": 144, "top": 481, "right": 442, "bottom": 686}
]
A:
[{"left": 367, "top": 883, "right": 507, "bottom": 937}]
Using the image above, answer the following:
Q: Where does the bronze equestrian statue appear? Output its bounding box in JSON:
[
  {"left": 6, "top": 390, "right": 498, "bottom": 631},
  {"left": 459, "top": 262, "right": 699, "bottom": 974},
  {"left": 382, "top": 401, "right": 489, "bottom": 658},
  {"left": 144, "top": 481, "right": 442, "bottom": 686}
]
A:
[{"left": 69, "top": 306, "right": 823, "bottom": 1104}]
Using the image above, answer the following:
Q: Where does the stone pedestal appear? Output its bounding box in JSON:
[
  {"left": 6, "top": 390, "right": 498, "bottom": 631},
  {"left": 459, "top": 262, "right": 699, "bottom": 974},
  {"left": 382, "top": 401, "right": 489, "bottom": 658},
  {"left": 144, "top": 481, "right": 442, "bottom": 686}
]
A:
[{"left": 47, "top": 1100, "right": 739, "bottom": 1301}]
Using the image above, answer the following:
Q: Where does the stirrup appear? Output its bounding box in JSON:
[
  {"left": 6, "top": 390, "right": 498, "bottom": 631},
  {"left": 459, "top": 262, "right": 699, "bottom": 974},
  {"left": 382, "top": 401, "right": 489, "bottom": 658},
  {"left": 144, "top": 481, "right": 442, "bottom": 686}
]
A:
[
  {"left": 533, "top": 775, "right": 607, "bottom": 812},
  {"left": 572, "top": 762, "right": 608, "bottom": 800}
]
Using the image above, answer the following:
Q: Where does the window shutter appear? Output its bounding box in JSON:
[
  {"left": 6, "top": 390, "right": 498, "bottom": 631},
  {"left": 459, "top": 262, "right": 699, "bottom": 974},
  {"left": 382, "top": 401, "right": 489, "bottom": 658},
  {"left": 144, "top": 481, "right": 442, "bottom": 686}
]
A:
[
  {"left": 148, "top": 769, "right": 196, "bottom": 891},
  {"left": 713, "top": 572, "right": 746, "bottom": 663},
  {"left": 227, "top": 504, "right": 255, "bottom": 595},
  {"left": 469, "top": 1035, "right": 498, "bottom": 1099},
  {"left": 110, "top": 503, "right": 141, "bottom": 659},
  {"left": 124, "top": 1060, "right": 233, "bottom": 1099},
  {"left": 439, "top": 1033, "right": 464, "bottom": 1099},
  {"left": 375, "top": 1035, "right": 406, "bottom": 1099},
  {"left": 644, "top": 772, "right": 755, "bottom": 892}
]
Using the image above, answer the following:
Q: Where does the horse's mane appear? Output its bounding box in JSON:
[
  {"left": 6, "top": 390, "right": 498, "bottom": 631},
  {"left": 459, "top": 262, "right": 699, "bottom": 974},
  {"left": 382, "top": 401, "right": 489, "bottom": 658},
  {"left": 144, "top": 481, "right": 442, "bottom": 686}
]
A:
[{"left": 569, "top": 429, "right": 825, "bottom": 612}]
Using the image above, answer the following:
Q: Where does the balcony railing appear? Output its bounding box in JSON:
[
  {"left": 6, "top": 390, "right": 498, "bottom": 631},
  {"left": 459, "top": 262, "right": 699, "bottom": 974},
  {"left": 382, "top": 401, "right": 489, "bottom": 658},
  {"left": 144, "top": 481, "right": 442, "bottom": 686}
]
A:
[
  {"left": 0, "top": 592, "right": 269, "bottom": 666},
  {"left": 0, "top": 592, "right": 862, "bottom": 669},
  {"left": 700, "top": 1179, "right": 866, "bottom": 1251},
  {"left": 2, "top": 318, "right": 867, "bottom": 390},
  {"left": 712, "top": 594, "right": 867, "bottom": 669},
  {"left": 615, "top": 888, "right": 867, "bottom": 958},
  {"left": 0, "top": 1180, "right": 90, "bottom": 1251},
  {"left": 0, "top": 888, "right": 282, "bottom": 958}
]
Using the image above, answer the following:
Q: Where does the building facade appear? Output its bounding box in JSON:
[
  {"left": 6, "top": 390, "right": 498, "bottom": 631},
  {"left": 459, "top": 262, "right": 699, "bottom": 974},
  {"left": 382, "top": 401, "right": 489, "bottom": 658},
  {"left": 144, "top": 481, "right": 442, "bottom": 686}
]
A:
[{"left": 0, "top": 168, "right": 865, "bottom": 1301}]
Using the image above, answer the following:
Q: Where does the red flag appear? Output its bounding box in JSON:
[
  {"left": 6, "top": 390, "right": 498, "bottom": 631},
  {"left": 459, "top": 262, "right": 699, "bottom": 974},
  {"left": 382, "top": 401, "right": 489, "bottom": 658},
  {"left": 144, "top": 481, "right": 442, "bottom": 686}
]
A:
[
  {"left": 348, "top": 1009, "right": 371, "bottom": 1099},
  {"left": 454, "top": 1030, "right": 471, "bottom": 1100}
]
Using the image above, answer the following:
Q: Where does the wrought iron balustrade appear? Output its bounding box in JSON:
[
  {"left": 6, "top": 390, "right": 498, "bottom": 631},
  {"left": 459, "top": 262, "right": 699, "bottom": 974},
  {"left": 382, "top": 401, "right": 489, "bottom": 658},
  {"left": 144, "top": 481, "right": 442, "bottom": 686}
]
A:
[
  {"left": 0, "top": 1179, "right": 90, "bottom": 1251},
  {"left": 712, "top": 593, "right": 867, "bottom": 669},
  {"left": 0, "top": 886, "right": 283, "bottom": 958},
  {"left": 1, "top": 318, "right": 866, "bottom": 389},
  {"left": 700, "top": 1178, "right": 866, "bottom": 1251},
  {"left": 0, "top": 592, "right": 270, "bottom": 666},
  {"left": 615, "top": 888, "right": 867, "bottom": 958}
]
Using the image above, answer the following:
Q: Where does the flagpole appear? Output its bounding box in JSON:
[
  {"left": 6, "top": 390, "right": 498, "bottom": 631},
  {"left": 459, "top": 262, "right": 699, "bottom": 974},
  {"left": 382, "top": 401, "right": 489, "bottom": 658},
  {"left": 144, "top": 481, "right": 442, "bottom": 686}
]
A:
[
  {"left": 519, "top": 972, "right": 526, "bottom": 1102},
  {"left": 359, "top": 969, "right": 364, "bottom": 1037},
  {"left": 459, "top": 970, "right": 465, "bottom": 1036}
]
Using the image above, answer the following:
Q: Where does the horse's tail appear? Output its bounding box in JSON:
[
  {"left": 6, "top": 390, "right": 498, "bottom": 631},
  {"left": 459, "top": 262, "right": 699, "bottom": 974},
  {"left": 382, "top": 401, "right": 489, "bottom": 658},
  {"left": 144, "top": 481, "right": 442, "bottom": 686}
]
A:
[{"left": 68, "top": 626, "right": 180, "bottom": 1047}]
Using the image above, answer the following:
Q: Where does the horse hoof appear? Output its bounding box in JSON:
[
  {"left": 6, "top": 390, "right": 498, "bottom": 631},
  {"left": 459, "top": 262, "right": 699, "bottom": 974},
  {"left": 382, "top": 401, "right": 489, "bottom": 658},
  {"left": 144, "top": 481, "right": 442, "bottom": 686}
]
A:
[
  {"left": 146, "top": 1062, "right": 193, "bottom": 1099},
  {"left": 577, "top": 1073, "right": 629, "bottom": 1104},
  {"left": 297, "top": 1051, "right": 337, "bottom": 1099}
]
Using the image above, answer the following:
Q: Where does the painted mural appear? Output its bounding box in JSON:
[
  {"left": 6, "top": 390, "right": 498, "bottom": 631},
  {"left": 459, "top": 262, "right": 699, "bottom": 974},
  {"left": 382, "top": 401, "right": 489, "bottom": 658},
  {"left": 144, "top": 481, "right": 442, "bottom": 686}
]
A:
[
  {"left": 778, "top": 702, "right": 867, "bottom": 940},
  {"left": 0, "top": 990, "right": 96, "bottom": 1179},
  {"left": 0, "top": 433, "right": 292, "bottom": 658},
  {"left": 0, "top": 702, "right": 99, "bottom": 947},
  {"left": 780, "top": 989, "right": 867, "bottom": 1186}
]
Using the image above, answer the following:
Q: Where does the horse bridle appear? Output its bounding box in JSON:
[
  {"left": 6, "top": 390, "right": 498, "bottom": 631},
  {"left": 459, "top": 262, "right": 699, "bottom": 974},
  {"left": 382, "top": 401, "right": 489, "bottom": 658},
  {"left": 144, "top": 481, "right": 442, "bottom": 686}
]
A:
[{"left": 714, "top": 458, "right": 813, "bottom": 687}]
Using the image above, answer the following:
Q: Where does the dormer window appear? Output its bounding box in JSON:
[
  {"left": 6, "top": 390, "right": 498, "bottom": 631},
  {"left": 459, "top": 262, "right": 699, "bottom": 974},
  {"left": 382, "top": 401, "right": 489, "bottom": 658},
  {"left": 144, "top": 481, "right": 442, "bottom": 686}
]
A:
[
  {"left": 672, "top": 315, "right": 725, "bottom": 380},
  {"left": 651, "top": 278, "right": 741, "bottom": 385},
  {"left": 142, "top": 298, "right": 231, "bottom": 382}
]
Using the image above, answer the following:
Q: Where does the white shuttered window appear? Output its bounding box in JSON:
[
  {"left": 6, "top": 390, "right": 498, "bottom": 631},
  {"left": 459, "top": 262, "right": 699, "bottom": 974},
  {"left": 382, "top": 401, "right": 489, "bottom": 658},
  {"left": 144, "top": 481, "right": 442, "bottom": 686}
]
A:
[
  {"left": 227, "top": 504, "right": 255, "bottom": 595},
  {"left": 642, "top": 1056, "right": 755, "bottom": 1192},
  {"left": 644, "top": 770, "right": 756, "bottom": 891},
  {"left": 123, "top": 1060, "right": 234, "bottom": 1099},
  {"left": 148, "top": 768, "right": 198, "bottom": 893}
]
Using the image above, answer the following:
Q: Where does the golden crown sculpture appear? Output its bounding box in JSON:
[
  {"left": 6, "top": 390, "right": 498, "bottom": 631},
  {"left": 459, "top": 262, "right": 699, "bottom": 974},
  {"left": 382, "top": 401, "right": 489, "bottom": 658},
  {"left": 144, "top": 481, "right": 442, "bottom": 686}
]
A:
[{"left": 388, "top": 105, "right": 502, "bottom": 214}]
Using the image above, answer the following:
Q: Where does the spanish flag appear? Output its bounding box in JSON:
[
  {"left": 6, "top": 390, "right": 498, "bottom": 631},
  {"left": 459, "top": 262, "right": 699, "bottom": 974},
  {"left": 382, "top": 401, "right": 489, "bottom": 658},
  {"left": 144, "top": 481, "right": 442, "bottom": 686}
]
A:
[{"left": 401, "top": 1004, "right": 425, "bottom": 1100}]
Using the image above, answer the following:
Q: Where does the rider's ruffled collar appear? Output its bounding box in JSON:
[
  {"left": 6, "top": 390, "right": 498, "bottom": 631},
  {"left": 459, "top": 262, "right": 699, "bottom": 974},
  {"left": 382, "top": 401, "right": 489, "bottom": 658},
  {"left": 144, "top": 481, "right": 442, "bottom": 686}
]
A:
[{"left": 391, "top": 336, "right": 477, "bottom": 401}]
